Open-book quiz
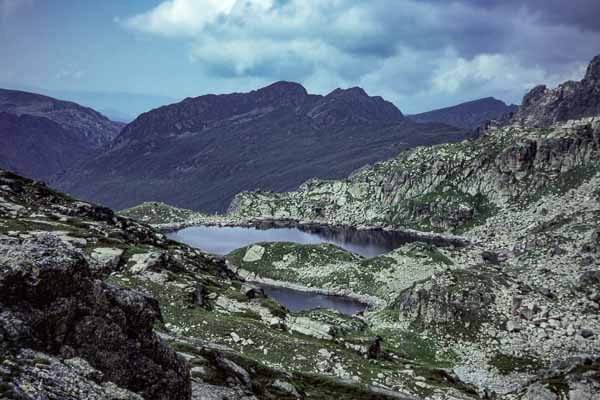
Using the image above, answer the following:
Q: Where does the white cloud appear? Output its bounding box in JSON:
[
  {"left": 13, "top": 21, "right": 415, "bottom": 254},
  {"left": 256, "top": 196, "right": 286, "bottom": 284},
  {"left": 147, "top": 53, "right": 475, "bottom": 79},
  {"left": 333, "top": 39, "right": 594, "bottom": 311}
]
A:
[
  {"left": 56, "top": 66, "right": 84, "bottom": 81},
  {"left": 122, "top": 0, "right": 273, "bottom": 37},
  {"left": 120, "top": 0, "right": 600, "bottom": 113}
]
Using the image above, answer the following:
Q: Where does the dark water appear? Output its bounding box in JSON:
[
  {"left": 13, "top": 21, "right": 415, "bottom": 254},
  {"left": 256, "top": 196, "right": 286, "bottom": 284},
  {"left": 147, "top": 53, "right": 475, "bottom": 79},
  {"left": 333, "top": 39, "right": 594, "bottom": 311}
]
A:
[
  {"left": 258, "top": 284, "right": 368, "bottom": 315},
  {"left": 167, "top": 224, "right": 418, "bottom": 257},
  {"left": 166, "top": 224, "right": 382, "bottom": 314}
]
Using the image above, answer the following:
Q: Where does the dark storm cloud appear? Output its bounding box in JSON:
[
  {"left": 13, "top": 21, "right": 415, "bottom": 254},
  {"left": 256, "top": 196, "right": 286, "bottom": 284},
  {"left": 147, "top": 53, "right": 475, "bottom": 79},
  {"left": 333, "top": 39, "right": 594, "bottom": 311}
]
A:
[{"left": 453, "top": 0, "right": 600, "bottom": 32}]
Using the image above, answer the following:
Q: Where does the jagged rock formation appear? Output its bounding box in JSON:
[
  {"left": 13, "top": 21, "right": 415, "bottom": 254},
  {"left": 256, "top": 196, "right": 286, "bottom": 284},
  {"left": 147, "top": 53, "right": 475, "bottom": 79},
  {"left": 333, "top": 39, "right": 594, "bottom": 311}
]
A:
[
  {"left": 0, "top": 89, "right": 123, "bottom": 182},
  {"left": 55, "top": 81, "right": 466, "bottom": 212},
  {"left": 511, "top": 55, "right": 600, "bottom": 127},
  {"left": 409, "top": 97, "right": 518, "bottom": 129}
]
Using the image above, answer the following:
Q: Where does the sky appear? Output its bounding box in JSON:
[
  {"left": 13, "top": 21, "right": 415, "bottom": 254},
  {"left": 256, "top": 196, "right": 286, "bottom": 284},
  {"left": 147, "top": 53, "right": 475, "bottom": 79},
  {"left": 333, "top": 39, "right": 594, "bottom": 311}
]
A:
[{"left": 1, "top": 0, "right": 600, "bottom": 114}]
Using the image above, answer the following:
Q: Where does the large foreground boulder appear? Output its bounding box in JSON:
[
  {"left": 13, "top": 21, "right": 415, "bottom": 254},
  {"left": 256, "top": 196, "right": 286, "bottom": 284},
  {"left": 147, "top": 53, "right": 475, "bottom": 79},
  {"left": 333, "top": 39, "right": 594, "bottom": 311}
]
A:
[{"left": 0, "top": 234, "right": 191, "bottom": 399}]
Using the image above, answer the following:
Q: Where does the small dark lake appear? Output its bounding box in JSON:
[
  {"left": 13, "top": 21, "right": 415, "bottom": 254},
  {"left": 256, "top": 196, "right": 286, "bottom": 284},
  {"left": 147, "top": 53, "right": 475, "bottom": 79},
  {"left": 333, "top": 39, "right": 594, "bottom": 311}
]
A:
[
  {"left": 257, "top": 284, "right": 368, "bottom": 315},
  {"left": 167, "top": 224, "right": 422, "bottom": 257}
]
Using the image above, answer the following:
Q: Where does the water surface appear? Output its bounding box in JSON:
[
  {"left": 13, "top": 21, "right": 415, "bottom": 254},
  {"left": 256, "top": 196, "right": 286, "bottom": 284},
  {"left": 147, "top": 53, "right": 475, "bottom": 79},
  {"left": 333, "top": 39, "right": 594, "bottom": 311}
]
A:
[
  {"left": 257, "top": 283, "right": 368, "bottom": 315},
  {"left": 167, "top": 224, "right": 413, "bottom": 257},
  {"left": 166, "top": 224, "right": 377, "bottom": 315}
]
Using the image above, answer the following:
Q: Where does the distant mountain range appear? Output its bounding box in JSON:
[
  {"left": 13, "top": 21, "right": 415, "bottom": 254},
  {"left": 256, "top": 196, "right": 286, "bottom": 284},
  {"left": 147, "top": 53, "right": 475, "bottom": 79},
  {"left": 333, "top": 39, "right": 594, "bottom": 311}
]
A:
[
  {"left": 0, "top": 89, "right": 122, "bottom": 181},
  {"left": 0, "top": 84, "right": 178, "bottom": 122},
  {"left": 54, "top": 82, "right": 467, "bottom": 213},
  {"left": 408, "top": 97, "right": 518, "bottom": 129},
  {"left": 11, "top": 78, "right": 586, "bottom": 214}
]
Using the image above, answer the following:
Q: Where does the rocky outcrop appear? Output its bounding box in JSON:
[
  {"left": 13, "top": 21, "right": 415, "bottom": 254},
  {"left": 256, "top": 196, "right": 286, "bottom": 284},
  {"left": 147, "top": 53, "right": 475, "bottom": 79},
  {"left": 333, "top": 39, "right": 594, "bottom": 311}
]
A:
[
  {"left": 511, "top": 55, "right": 600, "bottom": 128},
  {"left": 391, "top": 266, "right": 512, "bottom": 339},
  {"left": 0, "top": 234, "right": 191, "bottom": 399},
  {"left": 1, "top": 349, "right": 144, "bottom": 399},
  {"left": 520, "top": 355, "right": 600, "bottom": 400}
]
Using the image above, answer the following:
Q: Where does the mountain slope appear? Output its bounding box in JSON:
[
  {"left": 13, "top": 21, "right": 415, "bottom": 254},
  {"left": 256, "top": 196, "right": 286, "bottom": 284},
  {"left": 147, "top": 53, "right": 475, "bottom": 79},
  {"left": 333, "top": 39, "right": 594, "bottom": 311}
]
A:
[
  {"left": 0, "top": 112, "right": 93, "bottom": 182},
  {"left": 0, "top": 88, "right": 123, "bottom": 182},
  {"left": 56, "top": 81, "right": 466, "bottom": 213},
  {"left": 408, "top": 97, "right": 518, "bottom": 129},
  {"left": 0, "top": 88, "right": 122, "bottom": 147}
]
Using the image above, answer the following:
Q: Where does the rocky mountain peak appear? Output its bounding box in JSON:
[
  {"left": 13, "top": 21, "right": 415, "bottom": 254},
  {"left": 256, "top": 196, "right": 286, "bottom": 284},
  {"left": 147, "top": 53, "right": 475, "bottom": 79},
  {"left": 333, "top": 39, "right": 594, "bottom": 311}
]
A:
[
  {"left": 307, "top": 86, "right": 403, "bottom": 127},
  {"left": 326, "top": 86, "right": 369, "bottom": 99},
  {"left": 511, "top": 54, "right": 600, "bottom": 128},
  {"left": 249, "top": 80, "right": 311, "bottom": 109},
  {"left": 256, "top": 80, "right": 309, "bottom": 99},
  {"left": 585, "top": 55, "right": 600, "bottom": 81}
]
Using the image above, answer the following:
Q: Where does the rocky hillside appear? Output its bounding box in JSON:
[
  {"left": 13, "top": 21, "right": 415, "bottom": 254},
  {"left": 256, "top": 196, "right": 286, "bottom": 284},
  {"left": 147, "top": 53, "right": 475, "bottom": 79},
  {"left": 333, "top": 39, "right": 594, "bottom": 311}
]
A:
[
  {"left": 0, "top": 89, "right": 123, "bottom": 182},
  {"left": 123, "top": 115, "right": 600, "bottom": 397},
  {"left": 409, "top": 97, "right": 518, "bottom": 129},
  {"left": 55, "top": 81, "right": 466, "bottom": 213},
  {"left": 3, "top": 168, "right": 503, "bottom": 399},
  {"left": 228, "top": 117, "right": 600, "bottom": 231}
]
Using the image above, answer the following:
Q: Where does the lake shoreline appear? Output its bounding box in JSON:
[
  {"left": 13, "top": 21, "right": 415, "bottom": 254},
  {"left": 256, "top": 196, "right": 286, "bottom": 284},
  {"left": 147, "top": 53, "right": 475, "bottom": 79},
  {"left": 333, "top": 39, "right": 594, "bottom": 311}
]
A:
[
  {"left": 228, "top": 263, "right": 385, "bottom": 308},
  {"left": 157, "top": 218, "right": 471, "bottom": 248}
]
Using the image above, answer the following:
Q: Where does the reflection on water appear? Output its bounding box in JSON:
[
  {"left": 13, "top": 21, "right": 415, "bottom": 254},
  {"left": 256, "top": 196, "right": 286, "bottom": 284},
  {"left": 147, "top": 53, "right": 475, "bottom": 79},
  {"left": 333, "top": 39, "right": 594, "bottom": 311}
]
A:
[
  {"left": 166, "top": 224, "right": 378, "bottom": 314},
  {"left": 167, "top": 224, "right": 417, "bottom": 257},
  {"left": 257, "top": 284, "right": 368, "bottom": 315}
]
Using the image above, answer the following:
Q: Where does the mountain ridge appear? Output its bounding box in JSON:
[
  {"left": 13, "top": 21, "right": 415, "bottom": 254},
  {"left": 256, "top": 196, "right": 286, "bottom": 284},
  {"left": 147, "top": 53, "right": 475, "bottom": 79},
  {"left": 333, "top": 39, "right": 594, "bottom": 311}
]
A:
[
  {"left": 56, "top": 81, "right": 466, "bottom": 213},
  {"left": 0, "top": 112, "right": 93, "bottom": 182}
]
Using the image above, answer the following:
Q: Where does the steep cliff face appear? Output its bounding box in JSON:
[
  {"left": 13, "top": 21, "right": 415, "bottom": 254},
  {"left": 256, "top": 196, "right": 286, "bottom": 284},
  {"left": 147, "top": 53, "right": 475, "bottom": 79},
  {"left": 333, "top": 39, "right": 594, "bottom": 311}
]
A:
[
  {"left": 511, "top": 55, "right": 600, "bottom": 128},
  {"left": 55, "top": 81, "right": 465, "bottom": 213}
]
